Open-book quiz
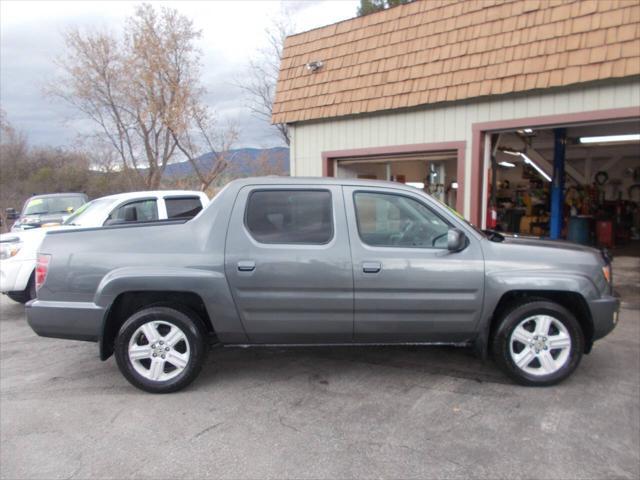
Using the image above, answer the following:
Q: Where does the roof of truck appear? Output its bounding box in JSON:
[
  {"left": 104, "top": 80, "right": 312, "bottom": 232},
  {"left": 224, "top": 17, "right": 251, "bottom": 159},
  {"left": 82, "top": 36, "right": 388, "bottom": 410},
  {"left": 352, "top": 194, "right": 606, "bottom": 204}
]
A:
[
  {"left": 231, "top": 176, "right": 421, "bottom": 191},
  {"left": 91, "top": 190, "right": 209, "bottom": 202},
  {"left": 28, "top": 192, "right": 87, "bottom": 198}
]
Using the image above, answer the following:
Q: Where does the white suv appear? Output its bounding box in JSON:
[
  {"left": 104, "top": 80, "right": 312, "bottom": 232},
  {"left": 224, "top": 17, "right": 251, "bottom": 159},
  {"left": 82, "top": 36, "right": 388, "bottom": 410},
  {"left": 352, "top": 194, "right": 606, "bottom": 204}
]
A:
[{"left": 0, "top": 190, "right": 209, "bottom": 303}]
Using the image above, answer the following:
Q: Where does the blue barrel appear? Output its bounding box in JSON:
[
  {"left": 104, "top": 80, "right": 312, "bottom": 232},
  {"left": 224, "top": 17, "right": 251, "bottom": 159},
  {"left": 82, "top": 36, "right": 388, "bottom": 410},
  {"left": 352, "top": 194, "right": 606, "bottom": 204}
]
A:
[{"left": 567, "top": 216, "right": 591, "bottom": 245}]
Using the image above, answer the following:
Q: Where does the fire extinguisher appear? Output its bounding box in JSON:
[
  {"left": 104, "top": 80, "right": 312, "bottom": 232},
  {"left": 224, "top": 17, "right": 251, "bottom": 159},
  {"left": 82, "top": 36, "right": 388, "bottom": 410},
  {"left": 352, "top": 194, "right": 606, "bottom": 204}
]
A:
[
  {"left": 486, "top": 165, "right": 497, "bottom": 229},
  {"left": 486, "top": 205, "right": 498, "bottom": 229}
]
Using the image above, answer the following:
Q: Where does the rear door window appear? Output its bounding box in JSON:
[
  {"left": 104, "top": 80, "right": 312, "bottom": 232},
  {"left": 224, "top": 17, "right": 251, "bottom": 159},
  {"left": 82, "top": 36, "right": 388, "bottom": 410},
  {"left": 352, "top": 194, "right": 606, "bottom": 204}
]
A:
[
  {"left": 245, "top": 190, "right": 333, "bottom": 244},
  {"left": 165, "top": 196, "right": 203, "bottom": 219}
]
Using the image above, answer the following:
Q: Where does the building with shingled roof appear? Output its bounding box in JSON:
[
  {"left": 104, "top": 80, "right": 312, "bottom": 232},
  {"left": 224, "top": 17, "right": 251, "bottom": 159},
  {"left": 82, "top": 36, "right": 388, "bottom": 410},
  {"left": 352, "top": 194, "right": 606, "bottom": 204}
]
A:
[{"left": 273, "top": 0, "right": 640, "bottom": 239}]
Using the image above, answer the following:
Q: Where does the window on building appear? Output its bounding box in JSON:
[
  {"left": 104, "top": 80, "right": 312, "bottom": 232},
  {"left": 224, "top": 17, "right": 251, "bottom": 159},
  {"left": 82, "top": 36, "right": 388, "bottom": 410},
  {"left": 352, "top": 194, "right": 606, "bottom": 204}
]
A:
[
  {"left": 246, "top": 190, "right": 333, "bottom": 244},
  {"left": 354, "top": 192, "right": 449, "bottom": 248}
]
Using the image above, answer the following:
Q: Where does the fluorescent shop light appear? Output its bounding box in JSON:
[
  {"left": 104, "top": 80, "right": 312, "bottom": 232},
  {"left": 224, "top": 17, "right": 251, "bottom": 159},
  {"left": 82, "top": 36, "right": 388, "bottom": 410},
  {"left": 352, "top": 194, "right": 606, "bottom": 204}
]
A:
[
  {"left": 498, "top": 161, "right": 516, "bottom": 167},
  {"left": 521, "top": 153, "right": 551, "bottom": 182},
  {"left": 579, "top": 134, "right": 640, "bottom": 144}
]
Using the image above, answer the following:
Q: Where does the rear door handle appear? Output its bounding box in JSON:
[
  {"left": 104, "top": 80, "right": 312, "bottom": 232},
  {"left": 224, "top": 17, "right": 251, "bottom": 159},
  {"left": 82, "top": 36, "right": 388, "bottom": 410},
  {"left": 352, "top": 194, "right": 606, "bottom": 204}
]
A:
[
  {"left": 237, "top": 261, "right": 256, "bottom": 272},
  {"left": 362, "top": 261, "right": 381, "bottom": 273}
]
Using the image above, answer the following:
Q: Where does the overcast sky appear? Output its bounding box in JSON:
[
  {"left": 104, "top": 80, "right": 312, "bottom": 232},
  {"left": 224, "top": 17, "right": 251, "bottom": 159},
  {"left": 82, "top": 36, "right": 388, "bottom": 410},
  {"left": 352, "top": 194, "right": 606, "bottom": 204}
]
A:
[{"left": 0, "top": 0, "right": 358, "bottom": 149}]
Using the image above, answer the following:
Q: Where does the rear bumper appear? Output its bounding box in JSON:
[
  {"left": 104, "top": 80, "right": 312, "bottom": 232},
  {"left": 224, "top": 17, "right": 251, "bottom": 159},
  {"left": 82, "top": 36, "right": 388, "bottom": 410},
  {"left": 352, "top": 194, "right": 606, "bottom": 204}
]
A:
[
  {"left": 26, "top": 299, "right": 104, "bottom": 342},
  {"left": 589, "top": 294, "right": 620, "bottom": 341}
]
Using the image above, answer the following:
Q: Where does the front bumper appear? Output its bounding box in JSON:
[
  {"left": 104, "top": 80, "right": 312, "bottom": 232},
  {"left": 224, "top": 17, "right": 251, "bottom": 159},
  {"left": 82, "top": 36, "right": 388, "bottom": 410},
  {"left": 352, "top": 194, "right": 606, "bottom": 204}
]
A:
[
  {"left": 0, "top": 258, "right": 35, "bottom": 293},
  {"left": 26, "top": 299, "right": 105, "bottom": 342},
  {"left": 589, "top": 294, "right": 620, "bottom": 340}
]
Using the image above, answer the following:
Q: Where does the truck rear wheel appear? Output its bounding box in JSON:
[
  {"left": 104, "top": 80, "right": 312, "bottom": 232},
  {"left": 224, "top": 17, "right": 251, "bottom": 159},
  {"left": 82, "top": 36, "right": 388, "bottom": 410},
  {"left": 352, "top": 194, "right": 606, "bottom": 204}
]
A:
[
  {"left": 114, "top": 306, "right": 207, "bottom": 393},
  {"left": 491, "top": 299, "right": 584, "bottom": 386}
]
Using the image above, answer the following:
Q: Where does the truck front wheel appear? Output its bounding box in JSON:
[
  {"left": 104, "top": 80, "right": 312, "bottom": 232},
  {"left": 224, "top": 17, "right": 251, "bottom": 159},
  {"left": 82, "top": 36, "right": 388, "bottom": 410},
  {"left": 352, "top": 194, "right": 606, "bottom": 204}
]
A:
[
  {"left": 7, "top": 273, "right": 36, "bottom": 304},
  {"left": 491, "top": 299, "right": 584, "bottom": 386},
  {"left": 114, "top": 306, "right": 207, "bottom": 393}
]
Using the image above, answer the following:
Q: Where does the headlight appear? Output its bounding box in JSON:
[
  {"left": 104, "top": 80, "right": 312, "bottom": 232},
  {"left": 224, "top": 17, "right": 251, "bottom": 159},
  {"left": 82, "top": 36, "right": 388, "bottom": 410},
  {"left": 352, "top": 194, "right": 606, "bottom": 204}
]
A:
[{"left": 0, "top": 241, "right": 23, "bottom": 260}]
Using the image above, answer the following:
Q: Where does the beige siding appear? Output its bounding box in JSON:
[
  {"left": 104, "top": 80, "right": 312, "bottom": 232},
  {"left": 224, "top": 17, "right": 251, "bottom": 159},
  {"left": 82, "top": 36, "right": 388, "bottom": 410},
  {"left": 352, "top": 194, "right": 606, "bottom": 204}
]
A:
[{"left": 289, "top": 79, "right": 640, "bottom": 218}]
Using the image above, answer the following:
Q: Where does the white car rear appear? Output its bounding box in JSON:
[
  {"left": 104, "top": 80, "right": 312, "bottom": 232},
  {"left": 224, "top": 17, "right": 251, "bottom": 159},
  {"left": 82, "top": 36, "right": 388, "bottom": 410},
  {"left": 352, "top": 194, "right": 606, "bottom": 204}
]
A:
[{"left": 0, "top": 190, "right": 208, "bottom": 303}]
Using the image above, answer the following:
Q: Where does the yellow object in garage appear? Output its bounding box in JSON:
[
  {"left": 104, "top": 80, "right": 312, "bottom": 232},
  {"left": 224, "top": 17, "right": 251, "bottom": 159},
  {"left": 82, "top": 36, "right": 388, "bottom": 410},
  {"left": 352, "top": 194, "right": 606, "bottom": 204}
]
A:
[{"left": 520, "top": 215, "right": 533, "bottom": 234}]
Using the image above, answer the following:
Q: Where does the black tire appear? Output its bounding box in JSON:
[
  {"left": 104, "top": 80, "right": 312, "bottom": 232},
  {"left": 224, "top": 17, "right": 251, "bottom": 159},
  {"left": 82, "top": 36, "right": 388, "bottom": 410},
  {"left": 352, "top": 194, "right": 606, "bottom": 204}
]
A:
[
  {"left": 491, "top": 299, "right": 584, "bottom": 386},
  {"left": 7, "top": 273, "right": 36, "bottom": 304},
  {"left": 114, "top": 306, "right": 207, "bottom": 393}
]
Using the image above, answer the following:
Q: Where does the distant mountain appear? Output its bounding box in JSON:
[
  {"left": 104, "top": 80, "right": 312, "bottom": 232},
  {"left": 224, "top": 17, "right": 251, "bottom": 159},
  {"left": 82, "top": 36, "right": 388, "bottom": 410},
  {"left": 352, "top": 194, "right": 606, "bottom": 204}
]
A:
[{"left": 164, "top": 147, "right": 289, "bottom": 178}]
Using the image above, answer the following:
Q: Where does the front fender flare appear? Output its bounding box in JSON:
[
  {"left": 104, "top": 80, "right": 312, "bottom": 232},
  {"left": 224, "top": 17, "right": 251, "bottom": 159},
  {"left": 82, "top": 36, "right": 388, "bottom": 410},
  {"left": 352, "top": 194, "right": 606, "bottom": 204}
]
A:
[{"left": 475, "top": 271, "right": 599, "bottom": 358}]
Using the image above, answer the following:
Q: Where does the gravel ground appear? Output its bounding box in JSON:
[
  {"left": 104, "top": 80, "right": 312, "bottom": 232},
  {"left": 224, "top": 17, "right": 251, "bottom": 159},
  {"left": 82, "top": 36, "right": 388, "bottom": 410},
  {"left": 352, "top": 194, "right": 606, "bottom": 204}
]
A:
[{"left": 1, "top": 257, "right": 638, "bottom": 479}]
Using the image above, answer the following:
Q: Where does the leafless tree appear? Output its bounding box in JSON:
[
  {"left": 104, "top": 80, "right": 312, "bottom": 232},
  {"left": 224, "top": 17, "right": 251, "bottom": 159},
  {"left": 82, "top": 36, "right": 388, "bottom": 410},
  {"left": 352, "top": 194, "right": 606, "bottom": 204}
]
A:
[
  {"left": 49, "top": 3, "right": 234, "bottom": 190},
  {"left": 0, "top": 110, "right": 29, "bottom": 230},
  {"left": 0, "top": 112, "right": 101, "bottom": 231},
  {"left": 238, "top": 13, "right": 294, "bottom": 146},
  {"left": 246, "top": 149, "right": 289, "bottom": 177},
  {"left": 168, "top": 100, "right": 239, "bottom": 191}
]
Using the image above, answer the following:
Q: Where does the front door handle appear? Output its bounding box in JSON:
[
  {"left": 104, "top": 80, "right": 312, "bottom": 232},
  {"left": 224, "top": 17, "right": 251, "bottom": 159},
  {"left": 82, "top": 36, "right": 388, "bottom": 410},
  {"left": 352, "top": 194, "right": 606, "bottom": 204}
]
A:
[
  {"left": 237, "top": 261, "right": 256, "bottom": 272},
  {"left": 362, "top": 261, "right": 381, "bottom": 273}
]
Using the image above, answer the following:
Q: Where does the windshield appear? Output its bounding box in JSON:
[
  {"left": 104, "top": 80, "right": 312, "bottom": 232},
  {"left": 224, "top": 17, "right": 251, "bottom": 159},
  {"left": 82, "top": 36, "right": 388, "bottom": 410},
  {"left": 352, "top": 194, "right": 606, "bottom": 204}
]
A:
[
  {"left": 23, "top": 196, "right": 86, "bottom": 216},
  {"left": 63, "top": 198, "right": 114, "bottom": 226},
  {"left": 439, "top": 201, "right": 487, "bottom": 238}
]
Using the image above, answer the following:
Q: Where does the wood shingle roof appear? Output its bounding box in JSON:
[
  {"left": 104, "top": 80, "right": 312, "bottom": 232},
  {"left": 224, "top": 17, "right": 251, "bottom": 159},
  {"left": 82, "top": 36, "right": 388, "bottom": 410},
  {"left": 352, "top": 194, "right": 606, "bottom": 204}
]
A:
[{"left": 272, "top": 0, "right": 640, "bottom": 124}]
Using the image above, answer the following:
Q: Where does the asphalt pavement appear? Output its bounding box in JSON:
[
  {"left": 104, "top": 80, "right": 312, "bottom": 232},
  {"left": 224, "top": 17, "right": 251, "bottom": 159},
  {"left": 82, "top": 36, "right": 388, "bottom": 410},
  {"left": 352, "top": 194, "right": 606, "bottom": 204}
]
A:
[{"left": 1, "top": 257, "right": 639, "bottom": 479}]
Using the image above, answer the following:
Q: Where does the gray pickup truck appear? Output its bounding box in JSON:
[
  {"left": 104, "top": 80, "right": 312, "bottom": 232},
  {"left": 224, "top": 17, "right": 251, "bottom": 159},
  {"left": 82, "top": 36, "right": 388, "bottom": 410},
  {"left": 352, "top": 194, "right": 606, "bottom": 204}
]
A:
[{"left": 26, "top": 178, "right": 619, "bottom": 393}]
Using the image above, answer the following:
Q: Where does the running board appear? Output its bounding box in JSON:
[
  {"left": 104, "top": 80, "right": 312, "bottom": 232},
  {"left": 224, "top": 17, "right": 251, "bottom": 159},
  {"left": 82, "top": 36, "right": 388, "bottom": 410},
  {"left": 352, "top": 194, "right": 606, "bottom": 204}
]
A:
[{"left": 221, "top": 342, "right": 472, "bottom": 348}]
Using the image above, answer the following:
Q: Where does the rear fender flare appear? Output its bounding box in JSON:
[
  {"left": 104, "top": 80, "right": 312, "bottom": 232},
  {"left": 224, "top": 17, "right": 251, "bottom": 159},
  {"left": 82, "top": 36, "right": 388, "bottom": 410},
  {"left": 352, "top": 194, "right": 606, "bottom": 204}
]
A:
[{"left": 95, "top": 266, "right": 248, "bottom": 347}]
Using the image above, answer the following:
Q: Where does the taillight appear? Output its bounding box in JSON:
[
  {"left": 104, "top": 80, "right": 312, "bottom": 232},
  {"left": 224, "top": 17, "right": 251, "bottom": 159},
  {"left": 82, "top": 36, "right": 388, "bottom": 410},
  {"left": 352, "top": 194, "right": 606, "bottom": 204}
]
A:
[{"left": 35, "top": 254, "right": 51, "bottom": 291}]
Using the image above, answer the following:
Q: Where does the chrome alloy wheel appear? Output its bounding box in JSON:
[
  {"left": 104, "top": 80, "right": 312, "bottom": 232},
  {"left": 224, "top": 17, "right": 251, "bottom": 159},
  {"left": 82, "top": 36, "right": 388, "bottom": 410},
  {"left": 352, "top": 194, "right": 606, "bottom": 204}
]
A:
[
  {"left": 128, "top": 320, "right": 191, "bottom": 382},
  {"left": 509, "top": 315, "right": 572, "bottom": 376}
]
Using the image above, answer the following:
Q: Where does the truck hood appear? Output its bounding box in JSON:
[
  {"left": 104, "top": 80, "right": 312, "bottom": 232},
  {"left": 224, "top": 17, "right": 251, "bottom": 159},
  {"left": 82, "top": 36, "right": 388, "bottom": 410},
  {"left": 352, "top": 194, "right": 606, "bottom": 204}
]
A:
[
  {"left": 13, "top": 213, "right": 70, "bottom": 230},
  {"left": 501, "top": 234, "right": 600, "bottom": 255},
  {"left": 1, "top": 224, "right": 74, "bottom": 243},
  {"left": 1, "top": 228, "right": 46, "bottom": 243}
]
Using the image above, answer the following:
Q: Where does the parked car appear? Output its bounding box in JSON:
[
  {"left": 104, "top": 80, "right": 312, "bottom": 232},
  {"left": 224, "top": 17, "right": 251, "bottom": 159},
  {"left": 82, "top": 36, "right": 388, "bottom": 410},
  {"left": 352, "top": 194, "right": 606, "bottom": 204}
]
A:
[
  {"left": 26, "top": 178, "right": 619, "bottom": 393},
  {"left": 7, "top": 193, "right": 88, "bottom": 231},
  {"left": 0, "top": 190, "right": 208, "bottom": 303}
]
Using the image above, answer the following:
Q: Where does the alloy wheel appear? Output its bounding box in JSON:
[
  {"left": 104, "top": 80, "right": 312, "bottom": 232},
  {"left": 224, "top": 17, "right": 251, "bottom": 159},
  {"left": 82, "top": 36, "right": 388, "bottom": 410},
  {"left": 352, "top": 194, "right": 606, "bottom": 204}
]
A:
[
  {"left": 509, "top": 315, "right": 572, "bottom": 376},
  {"left": 128, "top": 320, "right": 191, "bottom": 382}
]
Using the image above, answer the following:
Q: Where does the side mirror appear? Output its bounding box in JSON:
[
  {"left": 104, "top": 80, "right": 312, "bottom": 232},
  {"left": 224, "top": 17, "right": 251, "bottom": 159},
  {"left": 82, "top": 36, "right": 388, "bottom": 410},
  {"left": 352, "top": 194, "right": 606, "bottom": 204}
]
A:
[
  {"left": 123, "top": 205, "right": 138, "bottom": 222},
  {"left": 6, "top": 208, "right": 19, "bottom": 221},
  {"left": 447, "top": 228, "right": 467, "bottom": 252}
]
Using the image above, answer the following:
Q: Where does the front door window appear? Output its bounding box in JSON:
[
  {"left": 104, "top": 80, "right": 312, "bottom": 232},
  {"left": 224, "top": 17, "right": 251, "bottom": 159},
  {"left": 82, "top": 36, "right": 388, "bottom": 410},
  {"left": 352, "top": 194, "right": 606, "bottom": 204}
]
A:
[{"left": 354, "top": 192, "right": 450, "bottom": 248}]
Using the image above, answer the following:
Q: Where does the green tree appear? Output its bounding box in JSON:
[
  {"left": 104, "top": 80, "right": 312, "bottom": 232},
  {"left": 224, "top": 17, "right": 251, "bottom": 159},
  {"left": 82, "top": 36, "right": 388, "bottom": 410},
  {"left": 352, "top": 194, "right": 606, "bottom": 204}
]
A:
[{"left": 357, "top": 0, "right": 412, "bottom": 16}]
